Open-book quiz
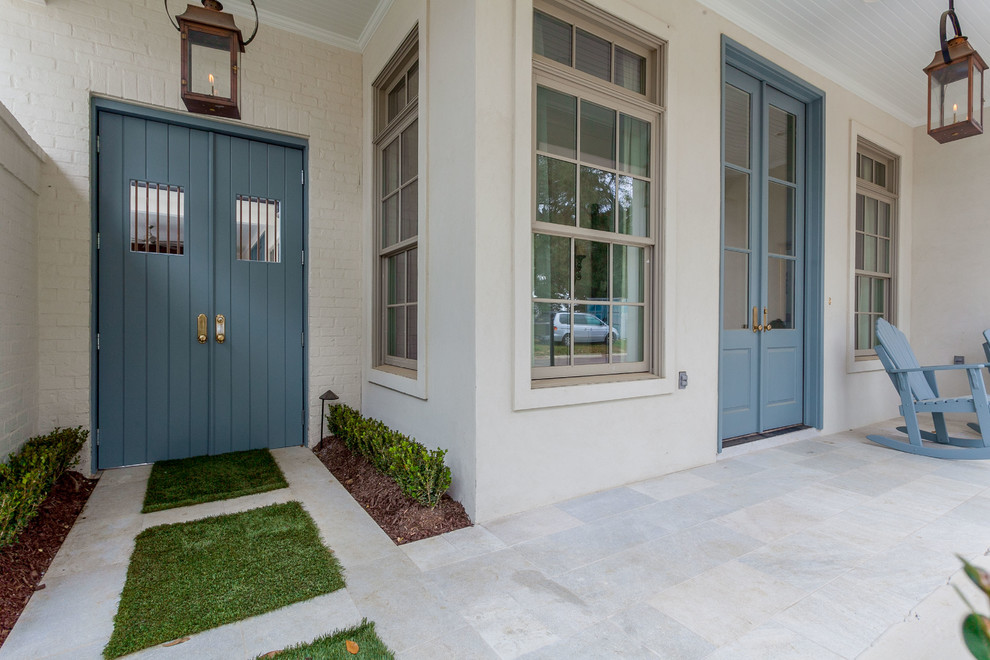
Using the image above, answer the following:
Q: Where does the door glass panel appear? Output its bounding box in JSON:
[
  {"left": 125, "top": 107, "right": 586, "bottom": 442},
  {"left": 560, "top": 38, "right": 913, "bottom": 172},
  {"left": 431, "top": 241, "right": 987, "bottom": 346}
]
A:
[
  {"left": 536, "top": 155, "right": 576, "bottom": 226},
  {"left": 575, "top": 28, "right": 611, "bottom": 82},
  {"left": 533, "top": 10, "right": 572, "bottom": 66},
  {"left": 406, "top": 305, "right": 418, "bottom": 360},
  {"left": 618, "top": 114, "right": 650, "bottom": 177},
  {"left": 724, "top": 85, "right": 750, "bottom": 169},
  {"left": 580, "top": 167, "right": 615, "bottom": 231},
  {"left": 580, "top": 100, "right": 616, "bottom": 168},
  {"left": 613, "top": 244, "right": 644, "bottom": 302},
  {"left": 878, "top": 201, "right": 890, "bottom": 236},
  {"left": 723, "top": 250, "right": 748, "bottom": 329},
  {"left": 863, "top": 235, "right": 877, "bottom": 271},
  {"left": 537, "top": 87, "right": 577, "bottom": 159},
  {"left": 407, "top": 247, "right": 418, "bottom": 302},
  {"left": 532, "top": 302, "right": 570, "bottom": 367},
  {"left": 532, "top": 233, "right": 571, "bottom": 300},
  {"left": 614, "top": 46, "right": 646, "bottom": 94},
  {"left": 872, "top": 278, "right": 885, "bottom": 313},
  {"left": 407, "top": 63, "right": 419, "bottom": 101},
  {"left": 617, "top": 176, "right": 649, "bottom": 237},
  {"left": 574, "top": 239, "right": 609, "bottom": 300},
  {"left": 767, "top": 257, "right": 794, "bottom": 329},
  {"left": 768, "top": 182, "right": 794, "bottom": 256},
  {"left": 382, "top": 195, "right": 399, "bottom": 248},
  {"left": 235, "top": 195, "right": 281, "bottom": 263},
  {"left": 856, "top": 312, "right": 871, "bottom": 350},
  {"left": 387, "top": 306, "right": 406, "bottom": 358},
  {"left": 383, "top": 137, "right": 399, "bottom": 195},
  {"left": 387, "top": 79, "right": 406, "bottom": 123},
  {"left": 768, "top": 106, "right": 796, "bottom": 182},
  {"left": 864, "top": 197, "right": 877, "bottom": 233},
  {"left": 131, "top": 181, "right": 185, "bottom": 255},
  {"left": 857, "top": 275, "right": 871, "bottom": 313},
  {"left": 724, "top": 169, "right": 749, "bottom": 249},
  {"left": 387, "top": 251, "right": 406, "bottom": 305},
  {"left": 613, "top": 305, "right": 643, "bottom": 362},
  {"left": 574, "top": 304, "right": 608, "bottom": 365}
]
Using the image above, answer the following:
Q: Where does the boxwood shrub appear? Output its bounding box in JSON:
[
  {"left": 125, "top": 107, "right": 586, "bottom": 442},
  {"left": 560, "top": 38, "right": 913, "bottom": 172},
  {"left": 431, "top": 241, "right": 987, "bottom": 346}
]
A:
[
  {"left": 0, "top": 426, "right": 89, "bottom": 549},
  {"left": 327, "top": 405, "right": 451, "bottom": 508}
]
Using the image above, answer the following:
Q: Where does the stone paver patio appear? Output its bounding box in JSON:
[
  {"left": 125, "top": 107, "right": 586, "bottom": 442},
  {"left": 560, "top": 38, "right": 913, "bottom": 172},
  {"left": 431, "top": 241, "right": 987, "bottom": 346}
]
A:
[{"left": 2, "top": 419, "right": 989, "bottom": 659}]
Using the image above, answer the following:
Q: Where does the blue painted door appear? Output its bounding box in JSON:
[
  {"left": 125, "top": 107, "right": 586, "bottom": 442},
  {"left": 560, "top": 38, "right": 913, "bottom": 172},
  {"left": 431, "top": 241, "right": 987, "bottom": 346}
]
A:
[
  {"left": 96, "top": 111, "right": 305, "bottom": 468},
  {"left": 719, "top": 66, "right": 806, "bottom": 440}
]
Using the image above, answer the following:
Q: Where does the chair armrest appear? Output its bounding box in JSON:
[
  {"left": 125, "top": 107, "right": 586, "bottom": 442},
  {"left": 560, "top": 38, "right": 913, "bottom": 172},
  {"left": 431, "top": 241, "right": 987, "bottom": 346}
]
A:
[{"left": 888, "top": 363, "right": 990, "bottom": 374}]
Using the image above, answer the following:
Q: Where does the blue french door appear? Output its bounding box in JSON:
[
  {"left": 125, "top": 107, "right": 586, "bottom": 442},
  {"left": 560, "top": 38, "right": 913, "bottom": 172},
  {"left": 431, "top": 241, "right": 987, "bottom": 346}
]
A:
[
  {"left": 96, "top": 111, "right": 305, "bottom": 468},
  {"left": 719, "top": 66, "right": 806, "bottom": 440}
]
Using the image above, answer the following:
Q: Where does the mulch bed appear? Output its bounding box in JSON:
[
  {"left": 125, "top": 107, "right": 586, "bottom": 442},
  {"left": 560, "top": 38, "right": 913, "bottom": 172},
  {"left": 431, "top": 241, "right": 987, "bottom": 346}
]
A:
[
  {"left": 0, "top": 471, "right": 98, "bottom": 647},
  {"left": 313, "top": 437, "right": 471, "bottom": 545}
]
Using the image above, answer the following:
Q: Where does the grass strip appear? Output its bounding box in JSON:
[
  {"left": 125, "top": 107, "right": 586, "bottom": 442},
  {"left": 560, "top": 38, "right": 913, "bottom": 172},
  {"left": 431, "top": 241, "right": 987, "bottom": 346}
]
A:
[
  {"left": 257, "top": 619, "right": 394, "bottom": 659},
  {"left": 104, "top": 501, "right": 344, "bottom": 659},
  {"left": 142, "top": 449, "right": 288, "bottom": 513}
]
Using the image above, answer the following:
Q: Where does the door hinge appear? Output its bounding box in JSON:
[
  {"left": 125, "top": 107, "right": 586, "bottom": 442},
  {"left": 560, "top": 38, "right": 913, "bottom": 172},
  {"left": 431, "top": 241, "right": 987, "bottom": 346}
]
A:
[
  {"left": 301, "top": 331, "right": 305, "bottom": 347},
  {"left": 96, "top": 429, "right": 101, "bottom": 446},
  {"left": 302, "top": 408, "right": 305, "bottom": 427},
  {"left": 301, "top": 250, "right": 305, "bottom": 265},
  {"left": 96, "top": 232, "right": 101, "bottom": 250},
  {"left": 96, "top": 333, "right": 100, "bottom": 351},
  {"left": 301, "top": 170, "right": 305, "bottom": 185},
  {"left": 96, "top": 135, "right": 100, "bottom": 153}
]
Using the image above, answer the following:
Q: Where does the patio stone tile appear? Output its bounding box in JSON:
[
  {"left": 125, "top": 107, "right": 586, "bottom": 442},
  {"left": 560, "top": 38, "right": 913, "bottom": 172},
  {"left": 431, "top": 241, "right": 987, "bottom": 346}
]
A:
[
  {"left": 43, "top": 513, "right": 140, "bottom": 578},
  {"left": 81, "top": 477, "right": 147, "bottom": 518},
  {"left": 516, "top": 620, "right": 660, "bottom": 660},
  {"left": 353, "top": 577, "right": 466, "bottom": 654},
  {"left": 946, "top": 491, "right": 990, "bottom": 526},
  {"left": 637, "top": 491, "right": 742, "bottom": 533},
  {"left": 641, "top": 521, "right": 763, "bottom": 581},
  {"left": 238, "top": 590, "right": 363, "bottom": 658},
  {"left": 795, "top": 449, "right": 870, "bottom": 474},
  {"left": 304, "top": 501, "right": 397, "bottom": 566},
  {"left": 809, "top": 502, "right": 930, "bottom": 553},
  {"left": 931, "top": 459, "right": 990, "bottom": 487},
  {"left": 687, "top": 457, "right": 767, "bottom": 483},
  {"left": 773, "top": 575, "right": 916, "bottom": 658},
  {"left": 868, "top": 474, "right": 984, "bottom": 520},
  {"left": 443, "top": 523, "right": 507, "bottom": 555},
  {"left": 139, "top": 498, "right": 228, "bottom": 528},
  {"left": 402, "top": 534, "right": 466, "bottom": 571},
  {"left": 731, "top": 447, "right": 809, "bottom": 469},
  {"left": 775, "top": 438, "right": 840, "bottom": 458},
  {"left": 844, "top": 541, "right": 961, "bottom": 603},
  {"left": 608, "top": 602, "right": 715, "bottom": 659},
  {"left": 402, "top": 625, "right": 500, "bottom": 659},
  {"left": 771, "top": 480, "right": 870, "bottom": 516},
  {"left": 460, "top": 591, "right": 560, "bottom": 659},
  {"left": 44, "top": 641, "right": 105, "bottom": 660},
  {"left": 512, "top": 576, "right": 602, "bottom": 638},
  {"left": 553, "top": 541, "right": 688, "bottom": 617},
  {"left": 705, "top": 621, "right": 843, "bottom": 660},
  {"left": 342, "top": 552, "right": 423, "bottom": 601},
  {"left": 127, "top": 622, "right": 245, "bottom": 660},
  {"left": 737, "top": 528, "right": 870, "bottom": 592},
  {"left": 650, "top": 560, "right": 805, "bottom": 647},
  {"left": 421, "top": 548, "right": 540, "bottom": 612},
  {"left": 717, "top": 493, "right": 834, "bottom": 543},
  {"left": 627, "top": 471, "right": 719, "bottom": 502},
  {"left": 483, "top": 505, "right": 583, "bottom": 546},
  {"left": 97, "top": 464, "right": 152, "bottom": 486},
  {"left": 822, "top": 463, "right": 919, "bottom": 497},
  {"left": 0, "top": 565, "right": 123, "bottom": 659},
  {"left": 555, "top": 486, "right": 656, "bottom": 522},
  {"left": 704, "top": 463, "right": 831, "bottom": 509},
  {"left": 221, "top": 486, "right": 295, "bottom": 513},
  {"left": 909, "top": 514, "right": 990, "bottom": 557}
]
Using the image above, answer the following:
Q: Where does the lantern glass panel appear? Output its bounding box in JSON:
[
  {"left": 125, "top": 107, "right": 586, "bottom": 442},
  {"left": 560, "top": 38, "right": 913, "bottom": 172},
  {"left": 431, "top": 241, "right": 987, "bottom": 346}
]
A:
[
  {"left": 188, "top": 30, "right": 233, "bottom": 98},
  {"left": 975, "top": 59, "right": 985, "bottom": 124},
  {"left": 930, "top": 60, "right": 969, "bottom": 129}
]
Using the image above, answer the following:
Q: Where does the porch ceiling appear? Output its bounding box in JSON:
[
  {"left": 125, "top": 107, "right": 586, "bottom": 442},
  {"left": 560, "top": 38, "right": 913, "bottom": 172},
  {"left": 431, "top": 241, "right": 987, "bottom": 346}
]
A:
[
  {"left": 696, "top": 0, "right": 990, "bottom": 127},
  {"left": 221, "top": 0, "right": 389, "bottom": 51}
]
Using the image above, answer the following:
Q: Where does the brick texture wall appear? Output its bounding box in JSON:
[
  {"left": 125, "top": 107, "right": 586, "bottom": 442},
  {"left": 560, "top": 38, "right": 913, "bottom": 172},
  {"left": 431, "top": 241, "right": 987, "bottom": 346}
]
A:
[
  {"left": 0, "top": 102, "right": 43, "bottom": 461},
  {"left": 0, "top": 0, "right": 363, "bottom": 472}
]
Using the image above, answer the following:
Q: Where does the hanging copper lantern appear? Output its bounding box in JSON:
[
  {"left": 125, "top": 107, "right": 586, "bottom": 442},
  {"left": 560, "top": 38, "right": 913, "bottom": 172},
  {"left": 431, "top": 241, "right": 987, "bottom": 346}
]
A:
[
  {"left": 924, "top": 0, "right": 987, "bottom": 143},
  {"left": 166, "top": 0, "right": 258, "bottom": 119}
]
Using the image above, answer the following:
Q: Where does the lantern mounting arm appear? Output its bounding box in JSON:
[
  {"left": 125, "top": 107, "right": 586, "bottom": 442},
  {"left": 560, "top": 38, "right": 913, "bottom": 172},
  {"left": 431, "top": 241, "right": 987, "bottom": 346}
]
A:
[
  {"left": 164, "top": 0, "right": 259, "bottom": 45},
  {"left": 940, "top": 0, "right": 964, "bottom": 64}
]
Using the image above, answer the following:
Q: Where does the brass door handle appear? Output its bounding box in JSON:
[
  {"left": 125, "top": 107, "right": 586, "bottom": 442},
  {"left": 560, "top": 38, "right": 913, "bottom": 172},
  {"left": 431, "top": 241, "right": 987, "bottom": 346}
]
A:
[
  {"left": 197, "top": 314, "right": 208, "bottom": 344},
  {"left": 215, "top": 314, "right": 226, "bottom": 344},
  {"left": 752, "top": 306, "right": 763, "bottom": 333},
  {"left": 763, "top": 307, "right": 771, "bottom": 332}
]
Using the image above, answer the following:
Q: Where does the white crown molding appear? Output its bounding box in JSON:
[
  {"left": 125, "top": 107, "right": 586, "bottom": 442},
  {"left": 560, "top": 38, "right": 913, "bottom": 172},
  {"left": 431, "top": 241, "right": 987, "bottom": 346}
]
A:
[
  {"left": 222, "top": 0, "right": 363, "bottom": 52},
  {"left": 358, "top": 0, "right": 394, "bottom": 52}
]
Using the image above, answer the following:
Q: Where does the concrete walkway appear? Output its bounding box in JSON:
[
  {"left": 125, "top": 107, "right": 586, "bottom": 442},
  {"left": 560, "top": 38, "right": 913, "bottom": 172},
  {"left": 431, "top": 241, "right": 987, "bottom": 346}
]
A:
[{"left": 2, "top": 420, "right": 990, "bottom": 659}]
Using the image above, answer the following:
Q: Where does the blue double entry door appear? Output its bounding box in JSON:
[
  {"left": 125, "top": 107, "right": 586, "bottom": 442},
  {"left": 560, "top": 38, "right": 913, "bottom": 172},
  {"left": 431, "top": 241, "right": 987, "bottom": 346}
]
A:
[
  {"left": 95, "top": 109, "right": 305, "bottom": 469},
  {"left": 719, "top": 66, "right": 806, "bottom": 441}
]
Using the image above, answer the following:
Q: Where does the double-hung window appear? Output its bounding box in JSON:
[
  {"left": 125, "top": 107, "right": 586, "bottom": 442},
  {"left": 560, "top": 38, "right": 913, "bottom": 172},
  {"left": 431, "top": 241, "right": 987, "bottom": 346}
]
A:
[
  {"left": 854, "top": 139, "right": 898, "bottom": 357},
  {"left": 374, "top": 32, "right": 419, "bottom": 371},
  {"left": 531, "top": 2, "right": 663, "bottom": 380}
]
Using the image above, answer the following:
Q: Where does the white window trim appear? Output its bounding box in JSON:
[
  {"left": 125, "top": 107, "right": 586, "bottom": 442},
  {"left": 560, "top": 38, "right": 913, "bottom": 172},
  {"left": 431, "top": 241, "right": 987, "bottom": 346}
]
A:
[
  {"left": 847, "top": 120, "right": 910, "bottom": 374},
  {"left": 366, "top": 23, "right": 428, "bottom": 400},
  {"left": 513, "top": 0, "right": 675, "bottom": 410}
]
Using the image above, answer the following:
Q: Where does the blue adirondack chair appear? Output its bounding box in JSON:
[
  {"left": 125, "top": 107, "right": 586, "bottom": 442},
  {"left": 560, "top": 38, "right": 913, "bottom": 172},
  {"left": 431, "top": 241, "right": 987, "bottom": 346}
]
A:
[
  {"left": 867, "top": 319, "right": 990, "bottom": 459},
  {"left": 965, "top": 329, "right": 990, "bottom": 434}
]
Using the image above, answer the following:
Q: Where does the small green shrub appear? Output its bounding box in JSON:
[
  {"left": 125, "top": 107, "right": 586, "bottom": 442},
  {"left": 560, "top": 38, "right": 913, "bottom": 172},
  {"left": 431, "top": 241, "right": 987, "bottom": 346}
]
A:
[
  {"left": 325, "top": 405, "right": 452, "bottom": 508},
  {"left": 957, "top": 555, "right": 990, "bottom": 660},
  {"left": 0, "top": 426, "right": 88, "bottom": 548}
]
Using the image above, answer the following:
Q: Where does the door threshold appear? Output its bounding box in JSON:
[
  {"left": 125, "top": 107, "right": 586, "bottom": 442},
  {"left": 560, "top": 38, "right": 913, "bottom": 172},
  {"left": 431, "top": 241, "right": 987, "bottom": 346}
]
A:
[{"left": 722, "top": 424, "right": 810, "bottom": 449}]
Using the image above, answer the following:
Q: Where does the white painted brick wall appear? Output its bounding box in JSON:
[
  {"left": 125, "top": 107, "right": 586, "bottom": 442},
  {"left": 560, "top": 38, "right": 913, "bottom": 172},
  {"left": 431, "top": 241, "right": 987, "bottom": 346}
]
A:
[
  {"left": 0, "top": 102, "right": 44, "bottom": 461},
  {"left": 0, "top": 0, "right": 364, "bottom": 472}
]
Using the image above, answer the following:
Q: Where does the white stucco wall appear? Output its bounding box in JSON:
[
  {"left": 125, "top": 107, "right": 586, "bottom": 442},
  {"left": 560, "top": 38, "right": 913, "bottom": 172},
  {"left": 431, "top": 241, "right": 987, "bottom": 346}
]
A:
[
  {"left": 0, "top": 102, "right": 43, "bottom": 461},
  {"left": 910, "top": 116, "right": 990, "bottom": 398},
  {"left": 465, "top": 0, "right": 916, "bottom": 522},
  {"left": 0, "top": 0, "right": 363, "bottom": 473}
]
